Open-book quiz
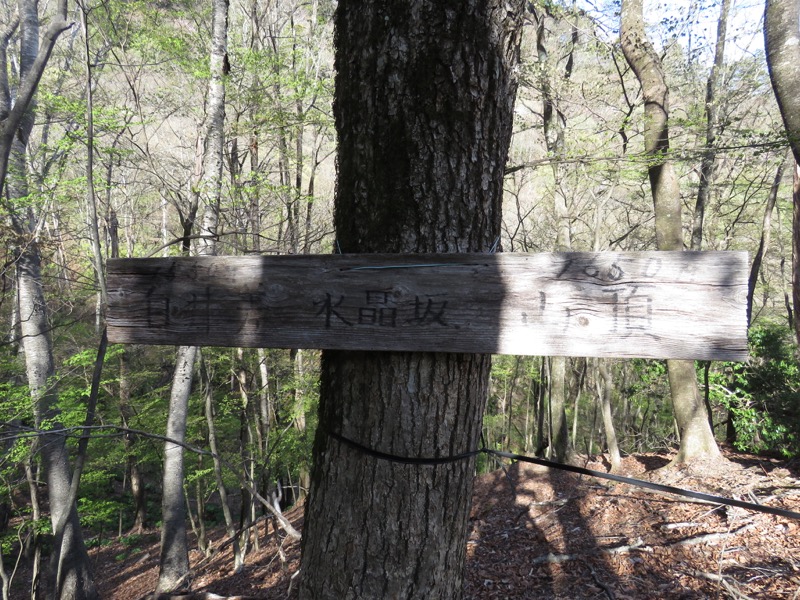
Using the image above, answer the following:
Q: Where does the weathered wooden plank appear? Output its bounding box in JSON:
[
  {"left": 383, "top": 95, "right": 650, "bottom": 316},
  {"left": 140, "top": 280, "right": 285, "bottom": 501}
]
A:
[{"left": 106, "top": 252, "right": 749, "bottom": 360}]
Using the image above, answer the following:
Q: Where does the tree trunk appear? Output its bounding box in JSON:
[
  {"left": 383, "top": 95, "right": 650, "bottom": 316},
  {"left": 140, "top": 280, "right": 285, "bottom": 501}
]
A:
[
  {"left": 114, "top": 225, "right": 147, "bottom": 533},
  {"left": 747, "top": 157, "right": 785, "bottom": 324},
  {"left": 597, "top": 359, "right": 621, "bottom": 471},
  {"left": 690, "top": 0, "right": 730, "bottom": 251},
  {"left": 532, "top": 4, "right": 576, "bottom": 464},
  {"left": 79, "top": 0, "right": 107, "bottom": 331},
  {"left": 157, "top": 0, "right": 228, "bottom": 590},
  {"left": 549, "top": 356, "right": 572, "bottom": 461},
  {"left": 17, "top": 249, "right": 99, "bottom": 600},
  {"left": 24, "top": 458, "right": 42, "bottom": 597},
  {"left": 299, "top": 1, "right": 524, "bottom": 597},
  {"left": 201, "top": 352, "right": 244, "bottom": 572},
  {"left": 157, "top": 345, "right": 195, "bottom": 593},
  {"left": 765, "top": 0, "right": 800, "bottom": 347},
  {"left": 765, "top": 0, "right": 800, "bottom": 166},
  {"left": 620, "top": 0, "right": 721, "bottom": 464},
  {"left": 289, "top": 348, "right": 310, "bottom": 500},
  {"left": 794, "top": 163, "right": 800, "bottom": 348},
  {"left": 4, "top": 2, "right": 98, "bottom": 598}
]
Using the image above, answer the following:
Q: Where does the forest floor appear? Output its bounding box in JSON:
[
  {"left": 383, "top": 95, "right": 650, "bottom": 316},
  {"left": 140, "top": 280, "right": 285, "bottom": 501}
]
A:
[{"left": 21, "top": 447, "right": 800, "bottom": 599}]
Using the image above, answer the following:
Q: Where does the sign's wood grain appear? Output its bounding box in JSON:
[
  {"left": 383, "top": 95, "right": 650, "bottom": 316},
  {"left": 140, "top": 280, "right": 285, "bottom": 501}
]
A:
[{"left": 106, "top": 252, "right": 749, "bottom": 360}]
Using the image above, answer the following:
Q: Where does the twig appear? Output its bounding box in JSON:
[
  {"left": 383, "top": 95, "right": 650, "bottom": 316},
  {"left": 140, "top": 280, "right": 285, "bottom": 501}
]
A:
[
  {"left": 142, "top": 593, "right": 263, "bottom": 600},
  {"left": 668, "top": 523, "right": 755, "bottom": 547},
  {"left": 531, "top": 552, "right": 575, "bottom": 565},
  {"left": 660, "top": 522, "right": 701, "bottom": 531},
  {"left": 287, "top": 569, "right": 301, "bottom": 598},
  {"left": 531, "top": 537, "right": 651, "bottom": 566},
  {"left": 684, "top": 569, "right": 756, "bottom": 600},
  {"left": 589, "top": 563, "right": 616, "bottom": 600},
  {"left": 602, "top": 537, "right": 652, "bottom": 555}
]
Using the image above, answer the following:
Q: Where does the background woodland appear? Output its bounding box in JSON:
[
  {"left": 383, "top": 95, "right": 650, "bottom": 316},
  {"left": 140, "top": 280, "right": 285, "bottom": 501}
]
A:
[{"left": 1, "top": 0, "right": 799, "bottom": 597}]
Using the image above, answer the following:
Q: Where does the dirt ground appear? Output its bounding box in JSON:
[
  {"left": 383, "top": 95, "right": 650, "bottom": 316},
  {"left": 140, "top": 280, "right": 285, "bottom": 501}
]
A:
[{"left": 20, "top": 448, "right": 800, "bottom": 599}]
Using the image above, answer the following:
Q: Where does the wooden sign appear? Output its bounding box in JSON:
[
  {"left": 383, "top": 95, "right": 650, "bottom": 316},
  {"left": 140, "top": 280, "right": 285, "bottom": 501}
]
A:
[{"left": 106, "top": 252, "right": 748, "bottom": 361}]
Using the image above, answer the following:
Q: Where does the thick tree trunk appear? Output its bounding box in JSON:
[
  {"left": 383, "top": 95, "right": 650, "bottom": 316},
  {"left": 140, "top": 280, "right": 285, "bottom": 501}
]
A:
[
  {"left": 299, "top": 1, "right": 524, "bottom": 598},
  {"left": 17, "top": 246, "right": 98, "bottom": 600},
  {"left": 620, "top": 0, "right": 721, "bottom": 464}
]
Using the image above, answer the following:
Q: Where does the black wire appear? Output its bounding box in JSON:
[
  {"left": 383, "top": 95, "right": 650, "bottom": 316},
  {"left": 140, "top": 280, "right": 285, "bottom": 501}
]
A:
[
  {"left": 326, "top": 429, "right": 481, "bottom": 466},
  {"left": 326, "top": 429, "right": 800, "bottom": 521}
]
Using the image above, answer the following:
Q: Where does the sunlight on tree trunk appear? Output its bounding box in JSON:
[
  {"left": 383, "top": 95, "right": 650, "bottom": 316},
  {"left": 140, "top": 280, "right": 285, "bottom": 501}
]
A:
[
  {"left": 157, "top": 0, "right": 229, "bottom": 591},
  {"left": 765, "top": 0, "right": 800, "bottom": 349},
  {"left": 1, "top": 1, "right": 98, "bottom": 598},
  {"left": 620, "top": 0, "right": 721, "bottom": 465},
  {"left": 531, "top": 4, "right": 577, "bottom": 463},
  {"left": 690, "top": 0, "right": 730, "bottom": 251},
  {"left": 299, "top": 1, "right": 525, "bottom": 597}
]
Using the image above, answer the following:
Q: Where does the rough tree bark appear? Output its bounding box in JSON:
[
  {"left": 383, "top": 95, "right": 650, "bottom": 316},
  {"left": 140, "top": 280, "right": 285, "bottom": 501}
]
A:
[
  {"left": 298, "top": 1, "right": 524, "bottom": 598},
  {"left": 620, "top": 0, "right": 722, "bottom": 463},
  {"left": 157, "top": 0, "right": 228, "bottom": 591}
]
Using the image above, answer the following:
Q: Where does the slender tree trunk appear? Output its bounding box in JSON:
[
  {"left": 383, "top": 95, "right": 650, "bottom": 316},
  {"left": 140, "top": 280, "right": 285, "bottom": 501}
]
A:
[
  {"left": 24, "top": 456, "right": 41, "bottom": 597},
  {"left": 620, "top": 0, "right": 721, "bottom": 464},
  {"left": 234, "top": 349, "right": 256, "bottom": 554},
  {"left": 288, "top": 348, "right": 310, "bottom": 500},
  {"left": 79, "top": 0, "right": 107, "bottom": 330},
  {"left": 536, "top": 359, "right": 547, "bottom": 455},
  {"left": 549, "top": 356, "right": 572, "bottom": 460},
  {"left": 765, "top": 0, "right": 800, "bottom": 166},
  {"left": 112, "top": 211, "right": 147, "bottom": 532},
  {"left": 0, "top": 547, "right": 9, "bottom": 600},
  {"left": 597, "top": 359, "right": 621, "bottom": 471},
  {"left": 299, "top": 2, "right": 524, "bottom": 597},
  {"left": 157, "top": 345, "right": 195, "bottom": 593},
  {"left": 794, "top": 163, "right": 800, "bottom": 348},
  {"left": 532, "top": 5, "right": 577, "bottom": 463},
  {"left": 777, "top": 200, "right": 795, "bottom": 330},
  {"left": 4, "top": 2, "right": 98, "bottom": 598},
  {"left": 119, "top": 349, "right": 147, "bottom": 532},
  {"left": 201, "top": 353, "right": 244, "bottom": 572},
  {"left": 747, "top": 158, "right": 785, "bottom": 324},
  {"left": 690, "top": 0, "right": 730, "bottom": 251},
  {"left": 157, "top": 0, "right": 228, "bottom": 590}
]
